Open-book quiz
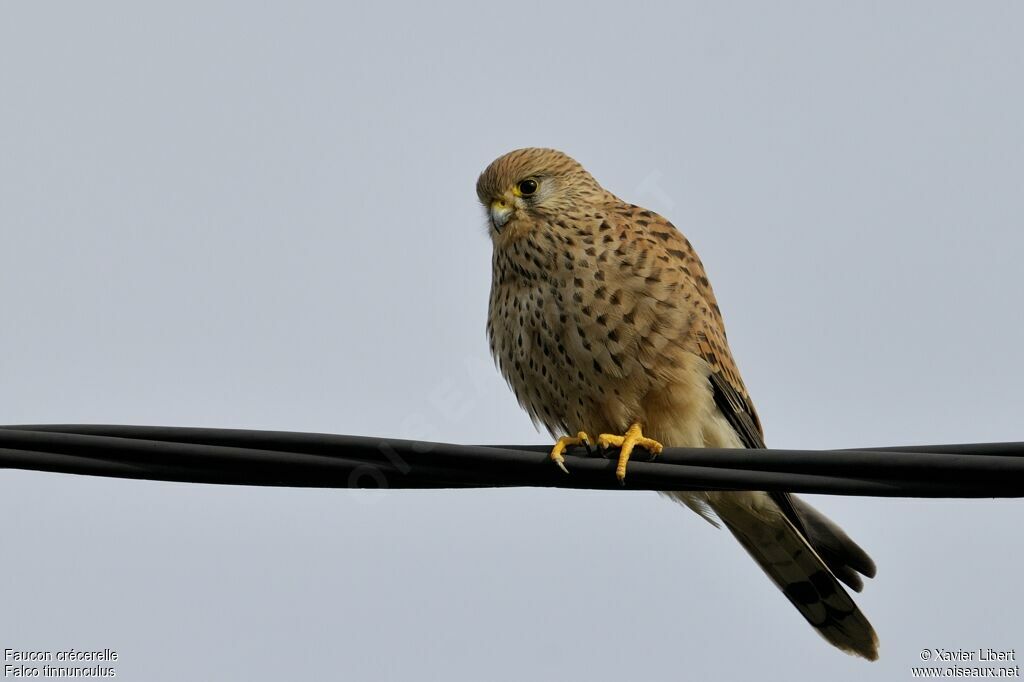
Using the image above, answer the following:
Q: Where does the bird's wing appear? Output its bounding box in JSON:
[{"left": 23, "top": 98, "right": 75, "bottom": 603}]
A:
[
  {"left": 665, "top": 232, "right": 878, "bottom": 657},
  {"left": 636, "top": 212, "right": 764, "bottom": 445},
  {"left": 704, "top": 353, "right": 765, "bottom": 449},
  {"left": 677, "top": 240, "right": 765, "bottom": 449},
  {"left": 644, "top": 213, "right": 877, "bottom": 592}
]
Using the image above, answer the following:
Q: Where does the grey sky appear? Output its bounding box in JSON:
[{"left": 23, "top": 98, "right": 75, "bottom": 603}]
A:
[{"left": 1, "top": 2, "right": 1022, "bottom": 680}]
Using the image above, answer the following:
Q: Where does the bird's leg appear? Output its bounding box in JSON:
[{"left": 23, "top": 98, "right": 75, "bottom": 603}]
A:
[
  {"left": 598, "top": 423, "right": 664, "bottom": 483},
  {"left": 549, "top": 431, "right": 590, "bottom": 474}
]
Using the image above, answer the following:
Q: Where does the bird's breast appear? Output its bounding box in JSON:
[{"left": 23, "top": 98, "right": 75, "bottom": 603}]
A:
[{"left": 487, "top": 233, "right": 660, "bottom": 437}]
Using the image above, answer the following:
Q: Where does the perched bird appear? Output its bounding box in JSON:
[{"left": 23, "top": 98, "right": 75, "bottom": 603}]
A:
[{"left": 478, "top": 147, "right": 879, "bottom": 660}]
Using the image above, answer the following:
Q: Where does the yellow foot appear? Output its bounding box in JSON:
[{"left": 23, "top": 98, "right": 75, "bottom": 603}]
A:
[
  {"left": 549, "top": 431, "right": 590, "bottom": 474},
  {"left": 598, "top": 423, "right": 663, "bottom": 483}
]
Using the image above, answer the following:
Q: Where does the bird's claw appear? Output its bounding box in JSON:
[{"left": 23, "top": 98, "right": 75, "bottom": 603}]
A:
[
  {"left": 597, "top": 423, "right": 663, "bottom": 483},
  {"left": 549, "top": 431, "right": 591, "bottom": 474}
]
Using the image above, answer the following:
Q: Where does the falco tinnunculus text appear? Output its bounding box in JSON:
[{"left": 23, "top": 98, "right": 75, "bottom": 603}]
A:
[{"left": 478, "top": 147, "right": 878, "bottom": 660}]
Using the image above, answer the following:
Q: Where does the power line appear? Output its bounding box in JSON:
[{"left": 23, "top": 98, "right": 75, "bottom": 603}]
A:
[{"left": 1, "top": 424, "right": 1022, "bottom": 498}]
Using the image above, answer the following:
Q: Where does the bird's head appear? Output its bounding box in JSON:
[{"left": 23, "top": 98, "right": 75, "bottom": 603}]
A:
[{"left": 476, "top": 148, "right": 608, "bottom": 241}]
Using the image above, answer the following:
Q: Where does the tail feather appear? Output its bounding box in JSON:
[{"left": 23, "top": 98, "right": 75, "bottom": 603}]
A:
[
  {"left": 788, "top": 496, "right": 877, "bottom": 586},
  {"left": 709, "top": 492, "right": 879, "bottom": 661}
]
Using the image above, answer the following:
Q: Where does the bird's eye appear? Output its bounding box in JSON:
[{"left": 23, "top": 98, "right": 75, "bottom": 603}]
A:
[{"left": 517, "top": 178, "right": 538, "bottom": 196}]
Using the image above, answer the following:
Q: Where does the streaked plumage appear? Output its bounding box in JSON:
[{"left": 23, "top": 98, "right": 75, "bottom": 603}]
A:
[{"left": 479, "top": 147, "right": 879, "bottom": 660}]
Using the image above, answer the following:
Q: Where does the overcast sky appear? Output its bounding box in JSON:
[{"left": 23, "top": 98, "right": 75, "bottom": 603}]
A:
[{"left": 1, "top": 2, "right": 1022, "bottom": 680}]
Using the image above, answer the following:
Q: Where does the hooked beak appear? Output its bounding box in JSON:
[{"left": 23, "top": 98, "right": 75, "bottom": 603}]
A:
[{"left": 489, "top": 199, "right": 513, "bottom": 231}]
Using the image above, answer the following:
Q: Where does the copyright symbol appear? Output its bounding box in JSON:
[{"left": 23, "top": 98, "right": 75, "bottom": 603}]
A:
[{"left": 921, "top": 649, "right": 932, "bottom": 660}]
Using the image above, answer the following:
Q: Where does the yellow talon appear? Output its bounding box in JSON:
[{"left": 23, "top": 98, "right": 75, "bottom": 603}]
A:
[
  {"left": 550, "top": 431, "right": 590, "bottom": 474},
  {"left": 598, "top": 423, "right": 663, "bottom": 483}
]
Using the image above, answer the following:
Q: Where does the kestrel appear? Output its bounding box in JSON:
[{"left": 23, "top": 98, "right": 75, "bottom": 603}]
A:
[{"left": 478, "top": 148, "right": 879, "bottom": 660}]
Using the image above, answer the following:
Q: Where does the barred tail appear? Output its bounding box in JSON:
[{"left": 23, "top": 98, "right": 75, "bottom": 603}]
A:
[{"left": 708, "top": 491, "right": 879, "bottom": 660}]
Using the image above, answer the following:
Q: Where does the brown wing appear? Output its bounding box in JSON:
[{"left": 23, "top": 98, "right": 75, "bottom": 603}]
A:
[
  {"left": 642, "top": 213, "right": 765, "bottom": 446},
  {"left": 634, "top": 210, "right": 817, "bottom": 544},
  {"left": 647, "top": 214, "right": 877, "bottom": 592},
  {"left": 707, "top": 370, "right": 765, "bottom": 449}
]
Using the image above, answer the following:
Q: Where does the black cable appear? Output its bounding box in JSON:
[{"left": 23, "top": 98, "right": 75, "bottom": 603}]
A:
[{"left": 1, "top": 424, "right": 1022, "bottom": 498}]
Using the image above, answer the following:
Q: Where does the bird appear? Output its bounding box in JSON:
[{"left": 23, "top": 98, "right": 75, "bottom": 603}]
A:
[{"left": 478, "top": 147, "right": 879, "bottom": 660}]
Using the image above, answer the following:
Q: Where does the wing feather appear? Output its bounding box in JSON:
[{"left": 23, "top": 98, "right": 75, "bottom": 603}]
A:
[{"left": 641, "top": 211, "right": 876, "bottom": 593}]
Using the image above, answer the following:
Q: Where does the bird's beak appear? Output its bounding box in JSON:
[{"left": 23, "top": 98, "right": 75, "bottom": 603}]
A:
[{"left": 489, "top": 199, "right": 513, "bottom": 231}]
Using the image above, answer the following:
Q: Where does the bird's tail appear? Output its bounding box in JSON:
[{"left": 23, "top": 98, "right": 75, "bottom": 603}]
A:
[{"left": 707, "top": 491, "right": 879, "bottom": 660}]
